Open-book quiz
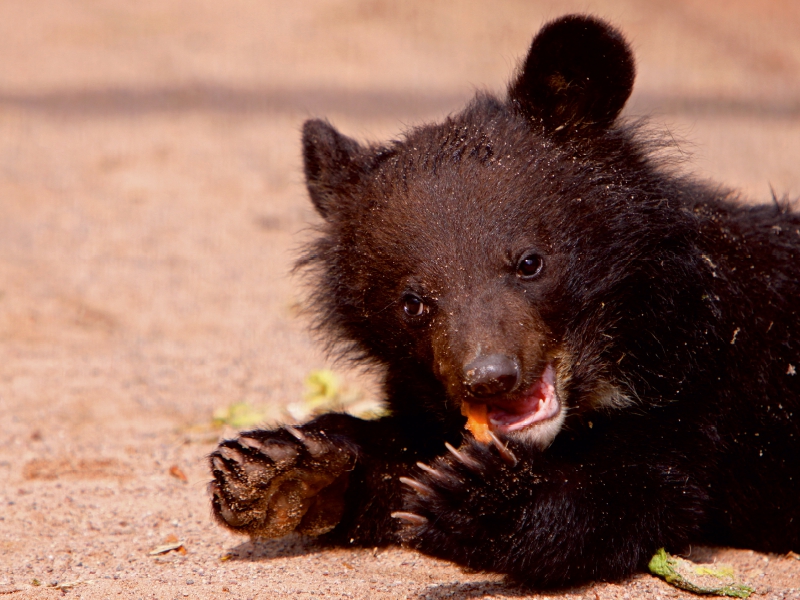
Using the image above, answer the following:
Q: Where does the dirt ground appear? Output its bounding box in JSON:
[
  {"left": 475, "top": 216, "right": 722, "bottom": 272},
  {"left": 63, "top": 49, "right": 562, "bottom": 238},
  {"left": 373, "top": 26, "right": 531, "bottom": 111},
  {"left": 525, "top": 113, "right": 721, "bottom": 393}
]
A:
[{"left": 1, "top": 1, "right": 799, "bottom": 598}]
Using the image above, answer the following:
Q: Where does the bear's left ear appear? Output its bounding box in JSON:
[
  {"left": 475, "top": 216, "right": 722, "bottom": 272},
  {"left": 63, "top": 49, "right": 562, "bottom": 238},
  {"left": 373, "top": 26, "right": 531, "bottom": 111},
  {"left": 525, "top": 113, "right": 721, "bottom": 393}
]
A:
[
  {"left": 508, "top": 15, "right": 635, "bottom": 134},
  {"left": 302, "top": 119, "right": 366, "bottom": 219}
]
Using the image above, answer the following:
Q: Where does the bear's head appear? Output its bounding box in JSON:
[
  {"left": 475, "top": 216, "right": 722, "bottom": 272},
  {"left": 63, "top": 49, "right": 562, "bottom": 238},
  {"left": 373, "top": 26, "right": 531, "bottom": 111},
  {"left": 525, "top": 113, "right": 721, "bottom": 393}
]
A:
[{"left": 299, "top": 15, "right": 704, "bottom": 447}]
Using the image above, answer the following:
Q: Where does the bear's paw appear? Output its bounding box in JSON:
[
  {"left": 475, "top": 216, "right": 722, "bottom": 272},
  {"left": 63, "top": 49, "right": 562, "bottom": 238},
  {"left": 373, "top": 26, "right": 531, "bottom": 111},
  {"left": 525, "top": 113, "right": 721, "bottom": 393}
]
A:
[
  {"left": 393, "top": 435, "right": 524, "bottom": 563},
  {"left": 209, "top": 426, "right": 355, "bottom": 538}
]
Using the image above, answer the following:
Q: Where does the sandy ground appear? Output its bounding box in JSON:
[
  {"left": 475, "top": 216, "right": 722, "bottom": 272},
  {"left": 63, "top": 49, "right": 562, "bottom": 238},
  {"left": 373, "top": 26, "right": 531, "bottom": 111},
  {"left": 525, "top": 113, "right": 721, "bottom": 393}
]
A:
[{"left": 1, "top": 1, "right": 799, "bottom": 598}]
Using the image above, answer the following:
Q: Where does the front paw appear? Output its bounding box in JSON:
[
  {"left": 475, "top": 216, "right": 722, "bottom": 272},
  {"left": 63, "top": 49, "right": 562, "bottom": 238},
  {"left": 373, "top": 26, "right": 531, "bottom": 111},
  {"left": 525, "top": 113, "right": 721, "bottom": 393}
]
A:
[
  {"left": 209, "top": 425, "right": 356, "bottom": 538},
  {"left": 393, "top": 436, "right": 523, "bottom": 566}
]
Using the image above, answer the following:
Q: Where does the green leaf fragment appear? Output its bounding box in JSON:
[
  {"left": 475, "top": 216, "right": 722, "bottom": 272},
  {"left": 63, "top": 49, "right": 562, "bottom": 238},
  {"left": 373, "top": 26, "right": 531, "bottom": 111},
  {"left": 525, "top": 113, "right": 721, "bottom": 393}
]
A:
[
  {"left": 212, "top": 402, "right": 268, "bottom": 429},
  {"left": 303, "top": 369, "right": 341, "bottom": 408},
  {"left": 287, "top": 369, "right": 388, "bottom": 421},
  {"left": 211, "top": 370, "right": 388, "bottom": 432},
  {"left": 648, "top": 548, "right": 754, "bottom": 598}
]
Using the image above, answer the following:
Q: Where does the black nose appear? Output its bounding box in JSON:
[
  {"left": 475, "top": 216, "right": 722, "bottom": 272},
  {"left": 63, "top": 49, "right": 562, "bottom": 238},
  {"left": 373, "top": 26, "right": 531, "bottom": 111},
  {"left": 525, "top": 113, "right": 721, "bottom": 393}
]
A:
[{"left": 463, "top": 354, "right": 520, "bottom": 397}]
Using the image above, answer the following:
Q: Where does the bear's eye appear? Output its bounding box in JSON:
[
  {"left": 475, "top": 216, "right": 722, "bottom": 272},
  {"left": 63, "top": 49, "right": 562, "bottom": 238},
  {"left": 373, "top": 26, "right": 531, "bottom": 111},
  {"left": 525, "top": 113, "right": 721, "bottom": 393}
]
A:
[
  {"left": 517, "top": 252, "right": 544, "bottom": 279},
  {"left": 402, "top": 294, "right": 427, "bottom": 317}
]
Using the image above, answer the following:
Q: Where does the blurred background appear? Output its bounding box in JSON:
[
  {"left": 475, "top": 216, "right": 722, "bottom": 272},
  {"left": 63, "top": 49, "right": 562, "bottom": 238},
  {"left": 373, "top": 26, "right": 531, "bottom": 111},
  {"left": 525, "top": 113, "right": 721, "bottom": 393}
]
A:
[
  {"left": 4, "top": 0, "right": 800, "bottom": 438},
  {"left": 1, "top": 1, "right": 800, "bottom": 596}
]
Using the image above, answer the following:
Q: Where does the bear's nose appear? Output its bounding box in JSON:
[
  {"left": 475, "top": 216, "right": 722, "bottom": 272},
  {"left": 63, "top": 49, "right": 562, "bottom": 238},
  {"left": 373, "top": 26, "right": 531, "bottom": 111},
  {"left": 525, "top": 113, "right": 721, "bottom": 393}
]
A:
[{"left": 463, "top": 354, "right": 520, "bottom": 397}]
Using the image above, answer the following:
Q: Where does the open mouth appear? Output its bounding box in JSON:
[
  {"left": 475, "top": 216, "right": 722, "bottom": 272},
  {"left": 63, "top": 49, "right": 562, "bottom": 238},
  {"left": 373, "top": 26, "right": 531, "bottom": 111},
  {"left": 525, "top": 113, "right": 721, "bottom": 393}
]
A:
[{"left": 463, "top": 363, "right": 560, "bottom": 437}]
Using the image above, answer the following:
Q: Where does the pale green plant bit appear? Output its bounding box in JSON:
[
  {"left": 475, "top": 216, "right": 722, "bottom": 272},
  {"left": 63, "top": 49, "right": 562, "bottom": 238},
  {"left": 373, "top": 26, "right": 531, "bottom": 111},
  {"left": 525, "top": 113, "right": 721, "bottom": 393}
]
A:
[
  {"left": 287, "top": 369, "right": 388, "bottom": 421},
  {"left": 304, "top": 369, "right": 341, "bottom": 407},
  {"left": 648, "top": 548, "right": 754, "bottom": 598},
  {"left": 212, "top": 402, "right": 269, "bottom": 430}
]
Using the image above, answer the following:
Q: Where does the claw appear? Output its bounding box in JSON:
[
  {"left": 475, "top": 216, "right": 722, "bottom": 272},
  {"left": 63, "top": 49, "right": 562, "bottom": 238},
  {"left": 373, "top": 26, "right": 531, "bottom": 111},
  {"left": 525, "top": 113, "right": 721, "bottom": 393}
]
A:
[
  {"left": 238, "top": 436, "right": 267, "bottom": 453},
  {"left": 218, "top": 445, "right": 245, "bottom": 463},
  {"left": 444, "top": 442, "right": 482, "bottom": 470},
  {"left": 241, "top": 436, "right": 298, "bottom": 465},
  {"left": 211, "top": 456, "right": 230, "bottom": 474},
  {"left": 285, "top": 425, "right": 307, "bottom": 442},
  {"left": 399, "top": 476, "right": 434, "bottom": 498},
  {"left": 489, "top": 431, "right": 518, "bottom": 467},
  {"left": 391, "top": 511, "right": 428, "bottom": 526},
  {"left": 285, "top": 425, "right": 324, "bottom": 457},
  {"left": 416, "top": 462, "right": 448, "bottom": 481}
]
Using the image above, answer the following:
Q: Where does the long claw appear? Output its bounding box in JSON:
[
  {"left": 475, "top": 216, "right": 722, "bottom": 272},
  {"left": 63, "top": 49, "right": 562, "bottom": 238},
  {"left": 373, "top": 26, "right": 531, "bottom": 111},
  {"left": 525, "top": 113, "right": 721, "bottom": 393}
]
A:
[
  {"left": 445, "top": 442, "right": 481, "bottom": 470},
  {"left": 238, "top": 436, "right": 267, "bottom": 453},
  {"left": 416, "top": 462, "right": 448, "bottom": 481},
  {"left": 211, "top": 456, "right": 230, "bottom": 474},
  {"left": 285, "top": 425, "right": 324, "bottom": 457},
  {"left": 489, "top": 431, "right": 518, "bottom": 466},
  {"left": 218, "top": 445, "right": 244, "bottom": 463},
  {"left": 391, "top": 511, "right": 428, "bottom": 526},
  {"left": 399, "top": 476, "right": 435, "bottom": 497},
  {"left": 285, "top": 425, "right": 307, "bottom": 442}
]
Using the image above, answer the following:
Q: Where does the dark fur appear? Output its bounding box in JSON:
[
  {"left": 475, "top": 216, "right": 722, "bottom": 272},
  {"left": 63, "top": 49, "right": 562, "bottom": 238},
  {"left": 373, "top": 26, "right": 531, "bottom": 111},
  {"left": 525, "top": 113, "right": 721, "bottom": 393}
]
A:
[{"left": 210, "top": 15, "right": 800, "bottom": 587}]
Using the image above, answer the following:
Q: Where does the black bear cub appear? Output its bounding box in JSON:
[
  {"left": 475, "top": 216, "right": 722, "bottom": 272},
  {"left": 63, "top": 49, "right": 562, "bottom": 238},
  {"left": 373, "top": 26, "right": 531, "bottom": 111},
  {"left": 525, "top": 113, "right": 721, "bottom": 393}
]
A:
[{"left": 210, "top": 15, "right": 800, "bottom": 586}]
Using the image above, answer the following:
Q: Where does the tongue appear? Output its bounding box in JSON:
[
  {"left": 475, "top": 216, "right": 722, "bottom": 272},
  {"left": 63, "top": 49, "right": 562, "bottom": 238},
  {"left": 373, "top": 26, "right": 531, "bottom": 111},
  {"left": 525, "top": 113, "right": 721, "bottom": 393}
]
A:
[
  {"left": 488, "top": 395, "right": 547, "bottom": 425},
  {"left": 486, "top": 363, "right": 558, "bottom": 431}
]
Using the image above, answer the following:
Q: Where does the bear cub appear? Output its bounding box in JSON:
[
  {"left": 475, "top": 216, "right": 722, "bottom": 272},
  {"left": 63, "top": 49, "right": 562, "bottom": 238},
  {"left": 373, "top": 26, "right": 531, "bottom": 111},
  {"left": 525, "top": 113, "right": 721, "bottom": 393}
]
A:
[{"left": 209, "top": 15, "right": 800, "bottom": 586}]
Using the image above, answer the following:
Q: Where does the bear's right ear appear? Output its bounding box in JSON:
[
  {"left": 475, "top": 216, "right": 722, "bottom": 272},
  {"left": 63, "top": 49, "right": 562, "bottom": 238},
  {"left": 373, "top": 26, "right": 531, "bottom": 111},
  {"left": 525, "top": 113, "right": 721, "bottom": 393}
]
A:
[
  {"left": 508, "top": 15, "right": 635, "bottom": 134},
  {"left": 302, "top": 119, "right": 365, "bottom": 219}
]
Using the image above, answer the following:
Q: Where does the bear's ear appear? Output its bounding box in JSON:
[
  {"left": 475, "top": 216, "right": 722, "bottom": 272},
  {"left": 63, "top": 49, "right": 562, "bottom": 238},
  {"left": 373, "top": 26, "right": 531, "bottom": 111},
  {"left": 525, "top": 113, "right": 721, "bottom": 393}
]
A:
[
  {"left": 508, "top": 15, "right": 635, "bottom": 133},
  {"left": 302, "top": 119, "right": 365, "bottom": 219}
]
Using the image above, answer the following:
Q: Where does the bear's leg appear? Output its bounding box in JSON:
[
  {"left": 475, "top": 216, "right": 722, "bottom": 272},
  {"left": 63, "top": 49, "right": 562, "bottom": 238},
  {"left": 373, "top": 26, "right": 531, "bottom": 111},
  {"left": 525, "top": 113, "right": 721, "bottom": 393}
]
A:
[
  {"left": 396, "top": 435, "right": 709, "bottom": 587},
  {"left": 209, "top": 412, "right": 454, "bottom": 544}
]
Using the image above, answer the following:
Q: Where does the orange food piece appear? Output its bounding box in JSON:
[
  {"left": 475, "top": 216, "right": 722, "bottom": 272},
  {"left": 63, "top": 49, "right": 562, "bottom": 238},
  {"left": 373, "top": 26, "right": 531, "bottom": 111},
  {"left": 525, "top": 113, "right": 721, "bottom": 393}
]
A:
[{"left": 461, "top": 402, "right": 492, "bottom": 443}]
